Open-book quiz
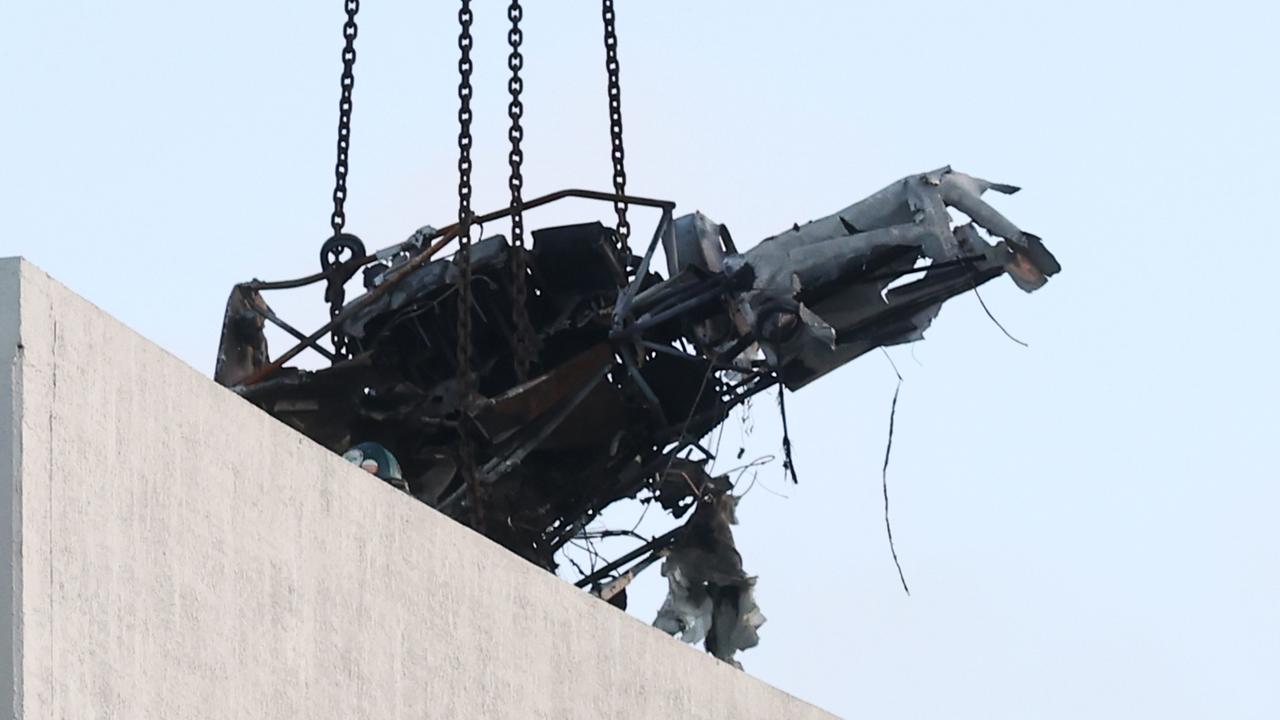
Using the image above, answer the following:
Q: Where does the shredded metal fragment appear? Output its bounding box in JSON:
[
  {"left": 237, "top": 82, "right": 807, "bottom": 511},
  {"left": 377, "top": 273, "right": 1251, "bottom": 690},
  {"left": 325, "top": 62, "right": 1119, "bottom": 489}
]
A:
[{"left": 213, "top": 170, "right": 1059, "bottom": 664}]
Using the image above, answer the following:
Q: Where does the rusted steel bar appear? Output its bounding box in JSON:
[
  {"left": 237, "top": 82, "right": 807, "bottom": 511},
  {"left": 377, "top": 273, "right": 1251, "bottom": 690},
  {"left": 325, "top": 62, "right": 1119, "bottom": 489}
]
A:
[
  {"left": 479, "top": 364, "right": 613, "bottom": 482},
  {"left": 239, "top": 227, "right": 461, "bottom": 386},
  {"left": 612, "top": 206, "right": 671, "bottom": 331},
  {"left": 573, "top": 526, "right": 685, "bottom": 588},
  {"left": 239, "top": 189, "right": 675, "bottom": 387},
  {"left": 249, "top": 303, "right": 338, "bottom": 363}
]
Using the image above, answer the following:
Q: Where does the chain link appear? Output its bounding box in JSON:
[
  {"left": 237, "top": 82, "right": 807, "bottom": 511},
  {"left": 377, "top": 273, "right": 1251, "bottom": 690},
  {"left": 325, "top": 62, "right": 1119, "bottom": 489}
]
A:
[
  {"left": 330, "top": 0, "right": 360, "bottom": 236},
  {"left": 455, "top": 0, "right": 481, "bottom": 529},
  {"left": 602, "top": 0, "right": 631, "bottom": 256},
  {"left": 326, "top": 0, "right": 361, "bottom": 358},
  {"left": 507, "top": 0, "right": 537, "bottom": 381}
]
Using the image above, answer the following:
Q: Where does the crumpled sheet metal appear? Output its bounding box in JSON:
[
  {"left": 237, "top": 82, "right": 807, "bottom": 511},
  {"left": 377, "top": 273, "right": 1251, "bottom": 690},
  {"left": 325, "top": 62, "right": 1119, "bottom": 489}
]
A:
[
  {"left": 214, "top": 167, "right": 1058, "bottom": 667},
  {"left": 718, "top": 166, "right": 1059, "bottom": 387},
  {"left": 654, "top": 564, "right": 714, "bottom": 644},
  {"left": 654, "top": 565, "right": 765, "bottom": 669},
  {"left": 653, "top": 489, "right": 765, "bottom": 667},
  {"left": 214, "top": 284, "right": 271, "bottom": 388}
]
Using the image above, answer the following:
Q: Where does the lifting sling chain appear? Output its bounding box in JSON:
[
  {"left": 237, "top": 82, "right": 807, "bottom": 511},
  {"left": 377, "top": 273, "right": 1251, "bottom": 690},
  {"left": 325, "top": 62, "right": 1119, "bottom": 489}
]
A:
[{"left": 317, "top": 0, "right": 632, "bottom": 527}]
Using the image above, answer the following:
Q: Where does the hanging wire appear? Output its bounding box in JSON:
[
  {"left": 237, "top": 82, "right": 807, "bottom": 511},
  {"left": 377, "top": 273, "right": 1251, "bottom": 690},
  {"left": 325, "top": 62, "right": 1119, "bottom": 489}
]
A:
[
  {"left": 973, "top": 285, "right": 1029, "bottom": 347},
  {"left": 879, "top": 349, "right": 910, "bottom": 596},
  {"left": 777, "top": 385, "right": 800, "bottom": 484}
]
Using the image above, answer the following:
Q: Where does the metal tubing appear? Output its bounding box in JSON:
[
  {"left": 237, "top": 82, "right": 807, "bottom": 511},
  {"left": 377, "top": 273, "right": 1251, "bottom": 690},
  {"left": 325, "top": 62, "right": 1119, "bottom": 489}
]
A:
[
  {"left": 620, "top": 284, "right": 724, "bottom": 338},
  {"left": 480, "top": 364, "right": 612, "bottom": 482},
  {"left": 242, "top": 189, "right": 675, "bottom": 387},
  {"left": 250, "top": 305, "right": 339, "bottom": 363},
  {"left": 613, "top": 206, "right": 671, "bottom": 330},
  {"left": 573, "top": 526, "right": 685, "bottom": 588}
]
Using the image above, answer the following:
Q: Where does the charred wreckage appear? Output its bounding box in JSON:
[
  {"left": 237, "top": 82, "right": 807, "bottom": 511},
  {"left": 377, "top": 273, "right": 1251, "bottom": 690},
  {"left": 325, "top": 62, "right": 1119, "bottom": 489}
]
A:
[{"left": 214, "top": 169, "right": 1059, "bottom": 666}]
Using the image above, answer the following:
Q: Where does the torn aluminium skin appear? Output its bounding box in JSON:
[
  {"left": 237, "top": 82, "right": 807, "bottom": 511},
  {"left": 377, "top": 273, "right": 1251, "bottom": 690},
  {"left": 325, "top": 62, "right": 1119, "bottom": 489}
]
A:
[{"left": 214, "top": 167, "right": 1059, "bottom": 665}]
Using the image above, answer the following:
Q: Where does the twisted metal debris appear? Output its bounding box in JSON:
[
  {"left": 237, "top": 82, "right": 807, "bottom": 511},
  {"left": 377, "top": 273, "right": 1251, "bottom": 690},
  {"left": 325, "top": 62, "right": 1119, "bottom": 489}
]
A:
[{"left": 214, "top": 168, "right": 1059, "bottom": 665}]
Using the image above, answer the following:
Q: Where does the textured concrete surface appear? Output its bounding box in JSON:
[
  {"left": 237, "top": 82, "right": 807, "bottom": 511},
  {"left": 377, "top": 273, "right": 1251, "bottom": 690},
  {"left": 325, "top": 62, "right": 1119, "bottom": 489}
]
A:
[
  {"left": 1, "top": 257, "right": 837, "bottom": 719},
  {"left": 2, "top": 259, "right": 21, "bottom": 719}
]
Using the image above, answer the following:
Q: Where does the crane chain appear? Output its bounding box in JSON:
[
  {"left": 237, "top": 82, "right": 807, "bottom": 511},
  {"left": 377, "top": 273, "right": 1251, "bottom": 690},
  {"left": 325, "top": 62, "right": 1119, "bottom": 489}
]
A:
[
  {"left": 326, "top": 0, "right": 361, "bottom": 358},
  {"left": 507, "top": 0, "right": 537, "bottom": 381},
  {"left": 455, "top": 0, "right": 481, "bottom": 528},
  {"left": 330, "top": 0, "right": 360, "bottom": 237},
  {"left": 601, "top": 0, "right": 631, "bottom": 258}
]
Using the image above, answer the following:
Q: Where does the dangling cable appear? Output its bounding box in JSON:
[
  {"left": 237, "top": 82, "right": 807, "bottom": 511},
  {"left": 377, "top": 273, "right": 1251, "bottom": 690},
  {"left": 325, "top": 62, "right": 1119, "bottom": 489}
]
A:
[
  {"left": 777, "top": 384, "right": 800, "bottom": 484},
  {"left": 879, "top": 349, "right": 910, "bottom": 596},
  {"left": 973, "top": 285, "right": 1029, "bottom": 347}
]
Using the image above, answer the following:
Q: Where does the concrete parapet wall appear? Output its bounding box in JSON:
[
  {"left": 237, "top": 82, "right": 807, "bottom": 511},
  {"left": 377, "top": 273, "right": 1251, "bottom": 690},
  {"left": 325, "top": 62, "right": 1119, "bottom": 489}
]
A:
[{"left": 0, "top": 257, "right": 835, "bottom": 719}]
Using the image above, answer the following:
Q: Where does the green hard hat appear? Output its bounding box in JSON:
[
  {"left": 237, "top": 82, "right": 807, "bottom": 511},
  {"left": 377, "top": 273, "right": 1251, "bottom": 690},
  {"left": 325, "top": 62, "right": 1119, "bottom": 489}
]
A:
[{"left": 342, "top": 441, "right": 404, "bottom": 483}]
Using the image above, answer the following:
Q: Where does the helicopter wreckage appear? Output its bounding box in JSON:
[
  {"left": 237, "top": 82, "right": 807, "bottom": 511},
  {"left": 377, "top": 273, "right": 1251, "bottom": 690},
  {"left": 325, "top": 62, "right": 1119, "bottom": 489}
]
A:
[{"left": 214, "top": 167, "right": 1059, "bottom": 666}]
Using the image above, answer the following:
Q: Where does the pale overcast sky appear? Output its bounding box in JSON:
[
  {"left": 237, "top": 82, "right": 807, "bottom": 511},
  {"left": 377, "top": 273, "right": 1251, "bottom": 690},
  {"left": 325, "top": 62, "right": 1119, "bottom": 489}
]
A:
[{"left": 3, "top": 1, "right": 1277, "bottom": 717}]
